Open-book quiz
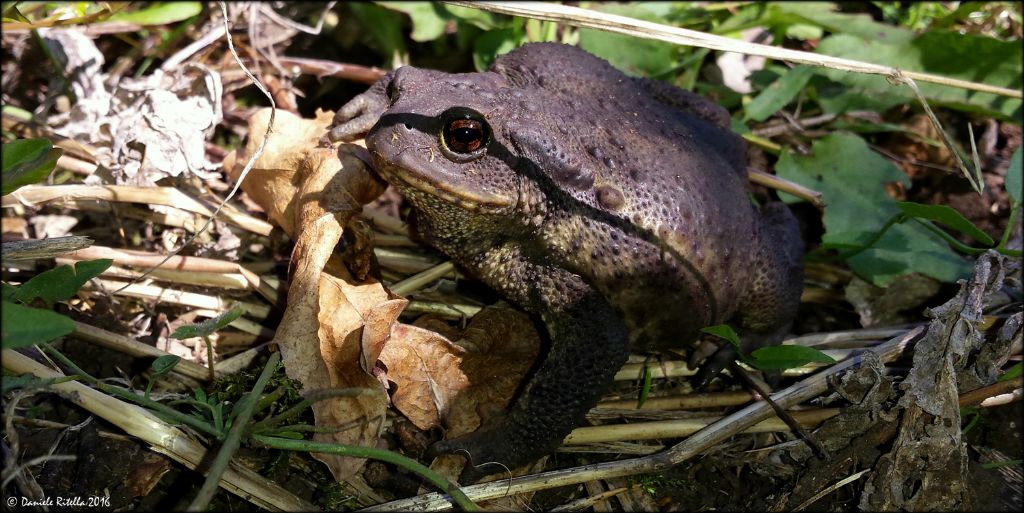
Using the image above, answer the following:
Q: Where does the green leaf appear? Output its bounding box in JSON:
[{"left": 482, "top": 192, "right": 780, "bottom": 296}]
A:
[
  {"left": 348, "top": 3, "right": 407, "bottom": 63},
  {"left": 266, "top": 430, "right": 305, "bottom": 440},
  {"left": 377, "top": 1, "right": 447, "bottom": 42},
  {"left": 171, "top": 304, "right": 244, "bottom": 339},
  {"left": 784, "top": 23, "right": 823, "bottom": 41},
  {"left": 1, "top": 138, "right": 63, "bottom": 196},
  {"left": 441, "top": 4, "right": 502, "bottom": 31},
  {"left": 897, "top": 202, "right": 995, "bottom": 246},
  {"left": 811, "top": 74, "right": 910, "bottom": 115},
  {"left": 744, "top": 65, "right": 815, "bottom": 122},
  {"left": 772, "top": 2, "right": 914, "bottom": 44},
  {"left": 579, "top": 30, "right": 677, "bottom": 77},
  {"left": 848, "top": 233, "right": 970, "bottom": 285},
  {"left": 107, "top": 2, "right": 202, "bottom": 25},
  {"left": 579, "top": 4, "right": 678, "bottom": 77},
  {"left": 1007, "top": 147, "right": 1022, "bottom": 208},
  {"left": 637, "top": 365, "right": 652, "bottom": 408},
  {"left": 2, "top": 302, "right": 75, "bottom": 348},
  {"left": 378, "top": 1, "right": 500, "bottom": 42},
  {"left": 748, "top": 345, "right": 837, "bottom": 370},
  {"left": 815, "top": 31, "right": 1022, "bottom": 119},
  {"left": 1, "top": 373, "right": 60, "bottom": 394},
  {"left": 2, "top": 138, "right": 49, "bottom": 168},
  {"left": 981, "top": 459, "right": 1024, "bottom": 469},
  {"left": 700, "top": 324, "right": 741, "bottom": 351},
  {"left": 777, "top": 133, "right": 970, "bottom": 285},
  {"left": 151, "top": 355, "right": 182, "bottom": 376},
  {"left": 999, "top": 362, "right": 1022, "bottom": 382},
  {"left": 827, "top": 119, "right": 940, "bottom": 140},
  {"left": 961, "top": 406, "right": 982, "bottom": 434},
  {"left": 472, "top": 28, "right": 519, "bottom": 71},
  {"left": 13, "top": 259, "right": 113, "bottom": 306},
  {"left": 1, "top": 283, "right": 18, "bottom": 301}
]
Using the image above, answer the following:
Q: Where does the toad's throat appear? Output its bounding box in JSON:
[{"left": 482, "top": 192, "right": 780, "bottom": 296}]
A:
[{"left": 373, "top": 160, "right": 516, "bottom": 214}]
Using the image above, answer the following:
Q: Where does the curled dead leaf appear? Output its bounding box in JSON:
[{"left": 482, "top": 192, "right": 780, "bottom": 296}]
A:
[
  {"left": 361, "top": 298, "right": 411, "bottom": 374},
  {"left": 223, "top": 108, "right": 385, "bottom": 238},
  {"left": 380, "top": 304, "right": 540, "bottom": 436},
  {"left": 380, "top": 323, "right": 468, "bottom": 431},
  {"left": 380, "top": 304, "right": 542, "bottom": 487},
  {"left": 224, "top": 108, "right": 394, "bottom": 480}
]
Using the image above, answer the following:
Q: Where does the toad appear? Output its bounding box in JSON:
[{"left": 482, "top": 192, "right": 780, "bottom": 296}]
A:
[{"left": 326, "top": 43, "right": 803, "bottom": 482}]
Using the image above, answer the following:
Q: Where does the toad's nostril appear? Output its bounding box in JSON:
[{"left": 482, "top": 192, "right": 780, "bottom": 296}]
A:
[
  {"left": 385, "top": 80, "right": 399, "bottom": 104},
  {"left": 404, "top": 123, "right": 412, "bottom": 130}
]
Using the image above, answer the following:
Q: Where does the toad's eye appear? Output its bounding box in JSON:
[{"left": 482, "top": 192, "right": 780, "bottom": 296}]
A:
[{"left": 441, "top": 112, "right": 490, "bottom": 154}]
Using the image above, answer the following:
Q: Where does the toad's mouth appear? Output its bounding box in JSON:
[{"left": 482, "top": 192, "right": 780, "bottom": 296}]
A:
[{"left": 372, "top": 157, "right": 516, "bottom": 214}]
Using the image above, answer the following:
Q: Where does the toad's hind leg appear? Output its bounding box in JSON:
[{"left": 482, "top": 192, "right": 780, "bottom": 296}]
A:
[
  {"left": 428, "top": 248, "right": 631, "bottom": 483},
  {"left": 695, "top": 202, "right": 803, "bottom": 386},
  {"left": 736, "top": 201, "right": 804, "bottom": 346}
]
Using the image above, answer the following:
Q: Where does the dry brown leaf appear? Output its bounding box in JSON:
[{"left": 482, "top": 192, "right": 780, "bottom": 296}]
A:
[
  {"left": 361, "top": 297, "right": 411, "bottom": 374},
  {"left": 425, "top": 305, "right": 542, "bottom": 484},
  {"left": 224, "top": 107, "right": 392, "bottom": 480},
  {"left": 45, "top": 30, "right": 222, "bottom": 186},
  {"left": 224, "top": 108, "right": 383, "bottom": 238},
  {"left": 446, "top": 305, "right": 541, "bottom": 437},
  {"left": 380, "top": 304, "right": 540, "bottom": 437},
  {"left": 412, "top": 315, "right": 463, "bottom": 342},
  {"left": 315, "top": 263, "right": 390, "bottom": 478},
  {"left": 380, "top": 323, "right": 469, "bottom": 431}
]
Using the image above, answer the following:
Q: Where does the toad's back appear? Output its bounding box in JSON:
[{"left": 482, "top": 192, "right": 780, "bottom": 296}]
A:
[{"left": 486, "top": 43, "right": 766, "bottom": 348}]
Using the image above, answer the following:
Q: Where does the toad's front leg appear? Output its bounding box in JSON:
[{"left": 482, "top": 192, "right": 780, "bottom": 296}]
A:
[
  {"left": 429, "top": 251, "right": 631, "bottom": 483},
  {"left": 322, "top": 71, "right": 393, "bottom": 145}
]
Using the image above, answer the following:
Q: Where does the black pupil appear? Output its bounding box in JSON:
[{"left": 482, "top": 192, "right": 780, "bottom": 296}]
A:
[
  {"left": 453, "top": 126, "right": 477, "bottom": 143},
  {"left": 446, "top": 118, "right": 487, "bottom": 153}
]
